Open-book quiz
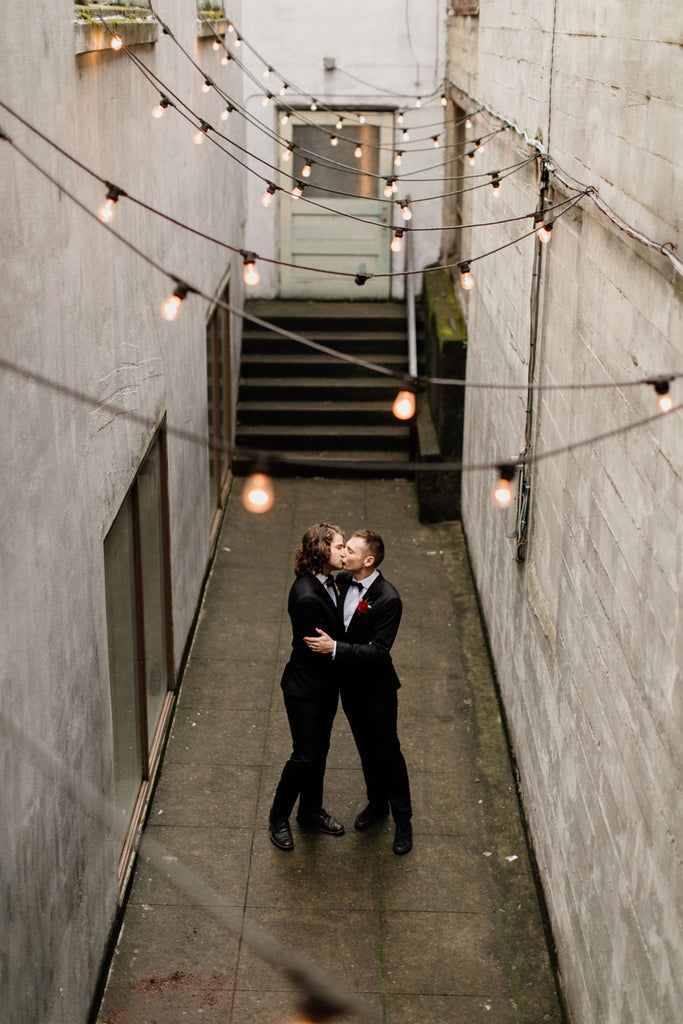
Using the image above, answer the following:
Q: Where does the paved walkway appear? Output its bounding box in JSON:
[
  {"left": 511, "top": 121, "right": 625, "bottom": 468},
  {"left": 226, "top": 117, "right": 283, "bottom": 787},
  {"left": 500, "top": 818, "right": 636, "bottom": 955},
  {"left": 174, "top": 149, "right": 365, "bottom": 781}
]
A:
[{"left": 98, "top": 478, "right": 562, "bottom": 1024}]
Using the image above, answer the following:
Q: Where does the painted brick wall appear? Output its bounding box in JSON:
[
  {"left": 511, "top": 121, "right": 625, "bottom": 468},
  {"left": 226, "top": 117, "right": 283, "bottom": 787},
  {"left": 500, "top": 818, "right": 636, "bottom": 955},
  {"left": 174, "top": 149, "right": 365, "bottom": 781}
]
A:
[{"left": 449, "top": 2, "right": 683, "bottom": 1021}]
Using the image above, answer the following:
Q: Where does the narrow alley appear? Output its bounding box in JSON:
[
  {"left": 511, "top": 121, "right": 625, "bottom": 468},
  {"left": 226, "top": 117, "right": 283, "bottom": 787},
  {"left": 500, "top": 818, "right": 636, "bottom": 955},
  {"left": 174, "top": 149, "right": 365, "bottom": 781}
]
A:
[{"left": 98, "top": 477, "right": 561, "bottom": 1024}]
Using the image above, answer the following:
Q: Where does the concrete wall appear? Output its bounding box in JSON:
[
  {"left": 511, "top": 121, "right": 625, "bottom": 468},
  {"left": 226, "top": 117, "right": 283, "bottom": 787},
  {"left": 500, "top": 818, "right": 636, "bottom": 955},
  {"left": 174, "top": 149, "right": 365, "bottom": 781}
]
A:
[
  {"left": 0, "top": 2, "right": 245, "bottom": 1021},
  {"left": 448, "top": 2, "right": 683, "bottom": 1022},
  {"left": 240, "top": 0, "right": 449, "bottom": 298}
]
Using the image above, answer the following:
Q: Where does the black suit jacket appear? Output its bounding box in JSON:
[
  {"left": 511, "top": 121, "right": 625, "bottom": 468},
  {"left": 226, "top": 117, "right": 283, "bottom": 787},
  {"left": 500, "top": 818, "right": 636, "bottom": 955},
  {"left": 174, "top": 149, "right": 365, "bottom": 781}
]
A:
[
  {"left": 280, "top": 574, "right": 341, "bottom": 699},
  {"left": 335, "top": 570, "right": 402, "bottom": 695}
]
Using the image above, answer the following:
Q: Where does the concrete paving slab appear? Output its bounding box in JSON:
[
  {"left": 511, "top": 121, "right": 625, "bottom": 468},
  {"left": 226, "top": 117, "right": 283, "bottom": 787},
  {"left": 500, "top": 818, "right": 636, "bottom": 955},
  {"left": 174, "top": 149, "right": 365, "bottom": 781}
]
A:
[{"left": 97, "top": 478, "right": 563, "bottom": 1024}]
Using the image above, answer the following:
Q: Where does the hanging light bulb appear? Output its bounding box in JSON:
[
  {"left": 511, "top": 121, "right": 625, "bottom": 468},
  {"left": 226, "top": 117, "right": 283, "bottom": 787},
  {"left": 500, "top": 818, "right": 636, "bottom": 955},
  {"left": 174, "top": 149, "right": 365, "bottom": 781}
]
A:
[
  {"left": 415, "top": 97, "right": 422, "bottom": 108},
  {"left": 330, "top": 135, "right": 339, "bottom": 146},
  {"left": 459, "top": 261, "right": 474, "bottom": 290},
  {"left": 262, "top": 93, "right": 272, "bottom": 107},
  {"left": 465, "top": 117, "right": 472, "bottom": 129},
  {"left": 354, "top": 145, "right": 363, "bottom": 158},
  {"left": 336, "top": 117, "right": 344, "bottom": 130},
  {"left": 491, "top": 172, "right": 501, "bottom": 196},
  {"left": 220, "top": 104, "right": 234, "bottom": 121},
  {"left": 432, "top": 136, "right": 440, "bottom": 148},
  {"left": 399, "top": 201, "right": 412, "bottom": 222},
  {"left": 534, "top": 214, "right": 553, "bottom": 243},
  {"left": 263, "top": 66, "right": 272, "bottom": 78},
  {"left": 391, "top": 178, "right": 399, "bottom": 194},
  {"left": 212, "top": 39, "right": 221, "bottom": 51},
  {"left": 391, "top": 229, "right": 404, "bottom": 253},
  {"left": 261, "top": 182, "right": 277, "bottom": 207},
  {"left": 441, "top": 94, "right": 447, "bottom": 106},
  {"left": 282, "top": 144, "right": 293, "bottom": 162},
  {"left": 201, "top": 79, "right": 212, "bottom": 94},
  {"left": 281, "top": 113, "right": 290, "bottom": 126},
  {"left": 220, "top": 52, "right": 231, "bottom": 66},
  {"left": 383, "top": 178, "right": 394, "bottom": 198},
  {"left": 280, "top": 83, "right": 289, "bottom": 96},
  {"left": 227, "top": 21, "right": 234, "bottom": 33},
  {"left": 152, "top": 95, "right": 170, "bottom": 119},
  {"left": 111, "top": 35, "right": 123, "bottom": 51},
  {"left": 160, "top": 283, "right": 190, "bottom": 322},
  {"left": 493, "top": 465, "right": 516, "bottom": 508},
  {"left": 98, "top": 184, "right": 125, "bottom": 223},
  {"left": 397, "top": 112, "right": 404, "bottom": 125},
  {"left": 302, "top": 160, "right": 312, "bottom": 178},
  {"left": 242, "top": 252, "right": 260, "bottom": 286},
  {"left": 358, "top": 113, "right": 366, "bottom": 124},
  {"left": 291, "top": 180, "right": 305, "bottom": 199},
  {"left": 402, "top": 129, "right": 410, "bottom": 142},
  {"left": 310, "top": 100, "right": 318, "bottom": 111},
  {"left": 394, "top": 151, "right": 403, "bottom": 167},
  {"left": 234, "top": 35, "right": 242, "bottom": 46},
  {"left": 242, "top": 471, "right": 274, "bottom": 514},
  {"left": 193, "top": 121, "right": 211, "bottom": 145},
  {"left": 653, "top": 379, "right": 673, "bottom": 412},
  {"left": 392, "top": 388, "right": 416, "bottom": 420},
  {"left": 467, "top": 150, "right": 476, "bottom": 166}
]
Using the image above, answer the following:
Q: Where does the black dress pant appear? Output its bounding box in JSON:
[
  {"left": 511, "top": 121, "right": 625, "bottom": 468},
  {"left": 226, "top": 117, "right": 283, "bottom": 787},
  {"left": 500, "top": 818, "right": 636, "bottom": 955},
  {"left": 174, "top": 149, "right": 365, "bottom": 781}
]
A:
[
  {"left": 341, "top": 687, "right": 412, "bottom": 823},
  {"left": 271, "top": 689, "right": 339, "bottom": 818}
]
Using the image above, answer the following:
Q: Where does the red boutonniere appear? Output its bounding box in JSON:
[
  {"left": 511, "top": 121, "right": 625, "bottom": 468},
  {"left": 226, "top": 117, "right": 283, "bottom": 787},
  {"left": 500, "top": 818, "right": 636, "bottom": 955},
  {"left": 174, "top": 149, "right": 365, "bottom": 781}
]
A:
[{"left": 357, "top": 599, "right": 371, "bottom": 614}]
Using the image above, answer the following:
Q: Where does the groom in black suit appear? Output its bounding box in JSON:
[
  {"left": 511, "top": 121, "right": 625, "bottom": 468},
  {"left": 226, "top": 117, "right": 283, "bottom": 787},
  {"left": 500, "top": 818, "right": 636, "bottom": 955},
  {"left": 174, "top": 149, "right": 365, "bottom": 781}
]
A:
[
  {"left": 269, "top": 523, "right": 346, "bottom": 851},
  {"left": 305, "top": 529, "right": 413, "bottom": 855}
]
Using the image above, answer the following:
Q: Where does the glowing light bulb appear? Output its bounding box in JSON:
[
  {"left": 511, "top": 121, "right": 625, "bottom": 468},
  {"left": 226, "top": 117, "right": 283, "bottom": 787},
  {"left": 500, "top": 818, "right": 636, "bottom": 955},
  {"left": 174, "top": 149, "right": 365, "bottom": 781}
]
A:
[
  {"left": 397, "top": 112, "right": 404, "bottom": 125},
  {"left": 262, "top": 94, "right": 271, "bottom": 107},
  {"left": 160, "top": 285, "right": 189, "bottom": 322},
  {"left": 358, "top": 114, "right": 366, "bottom": 124},
  {"left": 291, "top": 180, "right": 304, "bottom": 199},
  {"left": 465, "top": 117, "right": 472, "bottom": 129},
  {"left": 281, "top": 113, "right": 290, "bottom": 125},
  {"left": 280, "top": 84, "right": 288, "bottom": 96},
  {"left": 235, "top": 35, "right": 242, "bottom": 46},
  {"left": 460, "top": 262, "right": 474, "bottom": 290},
  {"left": 282, "top": 146, "right": 292, "bottom": 162},
  {"left": 391, "top": 179, "right": 399, "bottom": 194},
  {"left": 394, "top": 151, "right": 403, "bottom": 167},
  {"left": 336, "top": 117, "right": 344, "bottom": 130},
  {"left": 441, "top": 94, "right": 447, "bottom": 106},
  {"left": 242, "top": 472, "right": 274, "bottom": 513},
  {"left": 400, "top": 202, "right": 412, "bottom": 222},
  {"left": 310, "top": 101, "right": 318, "bottom": 111},
  {"left": 263, "top": 66, "right": 272, "bottom": 78},
  {"left": 534, "top": 217, "right": 553, "bottom": 243},
  {"left": 221, "top": 54, "right": 230, "bottom": 66},
  {"left": 330, "top": 135, "right": 339, "bottom": 146},
  {"left": 227, "top": 22, "right": 234, "bottom": 33},
  {"left": 302, "top": 161, "right": 312, "bottom": 178},
  {"left": 98, "top": 185, "right": 123, "bottom": 223},
  {"left": 493, "top": 466, "right": 516, "bottom": 508},
  {"left": 654, "top": 380, "right": 673, "bottom": 412},
  {"left": 391, "top": 229, "right": 404, "bottom": 253},
  {"left": 402, "top": 129, "right": 410, "bottom": 141},
  {"left": 220, "top": 105, "right": 233, "bottom": 121},
  {"left": 383, "top": 179, "right": 394, "bottom": 198},
  {"left": 392, "top": 389, "right": 416, "bottom": 420},
  {"left": 432, "top": 136, "right": 440, "bottom": 148},
  {"left": 354, "top": 145, "right": 363, "bottom": 158},
  {"left": 243, "top": 258, "right": 260, "bottom": 286},
  {"left": 201, "top": 79, "right": 212, "bottom": 93},
  {"left": 468, "top": 151, "right": 476, "bottom": 166},
  {"left": 152, "top": 96, "right": 170, "bottom": 119},
  {"left": 262, "top": 183, "right": 277, "bottom": 207},
  {"left": 491, "top": 173, "right": 501, "bottom": 196},
  {"left": 193, "top": 126, "right": 208, "bottom": 145},
  {"left": 415, "top": 97, "right": 422, "bottom": 108},
  {"left": 212, "top": 40, "right": 221, "bottom": 51},
  {"left": 111, "top": 35, "right": 123, "bottom": 51}
]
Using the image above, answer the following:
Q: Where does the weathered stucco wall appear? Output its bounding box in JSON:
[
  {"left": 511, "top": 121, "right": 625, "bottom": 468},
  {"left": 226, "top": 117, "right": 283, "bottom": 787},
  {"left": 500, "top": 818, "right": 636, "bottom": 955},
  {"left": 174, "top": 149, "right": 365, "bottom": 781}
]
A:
[
  {"left": 449, "top": 2, "right": 682, "bottom": 1021},
  {"left": 0, "top": 2, "right": 245, "bottom": 1022}
]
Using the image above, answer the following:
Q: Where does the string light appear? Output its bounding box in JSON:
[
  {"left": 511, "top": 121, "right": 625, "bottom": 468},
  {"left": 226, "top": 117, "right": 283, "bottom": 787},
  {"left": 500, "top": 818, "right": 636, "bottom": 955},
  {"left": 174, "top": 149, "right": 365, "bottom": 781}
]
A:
[
  {"left": 399, "top": 201, "right": 413, "bottom": 221},
  {"left": 160, "top": 283, "right": 190, "bottom": 322},
  {"left": 358, "top": 113, "right": 366, "bottom": 124},
  {"left": 220, "top": 53, "right": 231, "bottom": 66},
  {"left": 394, "top": 151, "right": 403, "bottom": 167},
  {"left": 465, "top": 117, "right": 473, "bottom": 129},
  {"left": 242, "top": 252, "right": 260, "bottom": 286},
  {"left": 262, "top": 93, "right": 272, "bottom": 108},
  {"left": 291, "top": 180, "right": 305, "bottom": 199},
  {"left": 281, "top": 144, "right": 293, "bottom": 162},
  {"left": 330, "top": 135, "right": 339, "bottom": 147},
  {"left": 279, "top": 83, "right": 288, "bottom": 96},
  {"left": 302, "top": 160, "right": 313, "bottom": 178},
  {"left": 459, "top": 261, "right": 474, "bottom": 290},
  {"left": 220, "top": 104, "right": 234, "bottom": 122},
  {"left": 392, "top": 388, "right": 416, "bottom": 420},
  {"left": 354, "top": 145, "right": 363, "bottom": 159},
  {"left": 468, "top": 150, "right": 476, "bottom": 166},
  {"left": 391, "top": 228, "right": 404, "bottom": 253},
  {"left": 432, "top": 136, "right": 440, "bottom": 149},
  {"left": 491, "top": 172, "right": 501, "bottom": 196},
  {"left": 227, "top": 21, "right": 234, "bottom": 33},
  {"left": 97, "top": 184, "right": 125, "bottom": 223},
  {"left": 383, "top": 178, "right": 395, "bottom": 198},
  {"left": 310, "top": 100, "right": 318, "bottom": 111},
  {"left": 111, "top": 35, "right": 123, "bottom": 51},
  {"left": 402, "top": 129, "right": 410, "bottom": 142},
  {"left": 263, "top": 66, "right": 272, "bottom": 78},
  {"left": 441, "top": 94, "right": 447, "bottom": 106},
  {"left": 415, "top": 97, "right": 422, "bottom": 108},
  {"left": 212, "top": 39, "right": 221, "bottom": 51},
  {"left": 261, "top": 182, "right": 277, "bottom": 207},
  {"left": 242, "top": 470, "right": 274, "bottom": 513},
  {"left": 192, "top": 121, "right": 211, "bottom": 145},
  {"left": 234, "top": 35, "right": 242, "bottom": 47},
  {"left": 281, "top": 113, "right": 290, "bottom": 126},
  {"left": 335, "top": 117, "right": 344, "bottom": 130},
  {"left": 397, "top": 112, "right": 405, "bottom": 125},
  {"left": 653, "top": 379, "right": 673, "bottom": 412},
  {"left": 201, "top": 79, "right": 212, "bottom": 93},
  {"left": 493, "top": 465, "right": 516, "bottom": 508},
  {"left": 152, "top": 95, "right": 170, "bottom": 119},
  {"left": 534, "top": 214, "right": 553, "bottom": 243}
]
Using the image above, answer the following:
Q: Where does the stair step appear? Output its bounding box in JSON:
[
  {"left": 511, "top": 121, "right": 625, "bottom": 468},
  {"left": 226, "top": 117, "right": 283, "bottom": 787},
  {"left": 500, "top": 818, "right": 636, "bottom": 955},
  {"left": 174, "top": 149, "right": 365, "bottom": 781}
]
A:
[
  {"left": 238, "top": 380, "right": 401, "bottom": 402},
  {"left": 240, "top": 355, "right": 407, "bottom": 378},
  {"left": 236, "top": 424, "right": 410, "bottom": 452},
  {"left": 242, "top": 329, "right": 407, "bottom": 357},
  {"left": 238, "top": 400, "right": 399, "bottom": 426}
]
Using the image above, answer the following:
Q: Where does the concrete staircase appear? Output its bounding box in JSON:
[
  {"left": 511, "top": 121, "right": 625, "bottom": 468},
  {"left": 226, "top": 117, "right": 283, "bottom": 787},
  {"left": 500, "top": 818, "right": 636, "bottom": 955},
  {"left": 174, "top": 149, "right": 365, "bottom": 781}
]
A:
[{"left": 235, "top": 300, "right": 413, "bottom": 476}]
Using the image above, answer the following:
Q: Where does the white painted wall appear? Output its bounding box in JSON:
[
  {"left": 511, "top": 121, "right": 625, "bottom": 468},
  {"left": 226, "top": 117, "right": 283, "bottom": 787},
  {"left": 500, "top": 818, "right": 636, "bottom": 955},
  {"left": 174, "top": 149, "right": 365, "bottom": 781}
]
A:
[
  {"left": 448, "top": 2, "right": 683, "bottom": 1021},
  {"left": 240, "top": 0, "right": 449, "bottom": 298},
  {"left": 0, "top": 3, "right": 245, "bottom": 1022}
]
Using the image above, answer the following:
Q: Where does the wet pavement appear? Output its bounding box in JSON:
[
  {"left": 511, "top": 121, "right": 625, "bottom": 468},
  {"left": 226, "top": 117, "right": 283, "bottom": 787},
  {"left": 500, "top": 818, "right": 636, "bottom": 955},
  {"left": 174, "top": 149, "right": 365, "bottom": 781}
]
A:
[{"left": 97, "top": 477, "right": 563, "bottom": 1024}]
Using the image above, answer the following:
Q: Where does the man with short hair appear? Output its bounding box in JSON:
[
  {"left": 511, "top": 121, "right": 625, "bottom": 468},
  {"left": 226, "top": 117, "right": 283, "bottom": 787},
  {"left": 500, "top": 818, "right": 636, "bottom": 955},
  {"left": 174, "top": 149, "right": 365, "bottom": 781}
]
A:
[
  {"left": 305, "top": 529, "right": 413, "bottom": 855},
  {"left": 269, "top": 523, "right": 346, "bottom": 851}
]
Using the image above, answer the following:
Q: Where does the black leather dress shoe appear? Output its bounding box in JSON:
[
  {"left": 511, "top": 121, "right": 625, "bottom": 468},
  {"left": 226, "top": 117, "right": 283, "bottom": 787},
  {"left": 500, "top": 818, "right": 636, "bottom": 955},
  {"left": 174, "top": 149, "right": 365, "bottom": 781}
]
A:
[
  {"left": 296, "top": 809, "right": 345, "bottom": 834},
  {"left": 269, "top": 815, "right": 294, "bottom": 850},
  {"left": 354, "top": 803, "right": 390, "bottom": 831},
  {"left": 392, "top": 821, "right": 413, "bottom": 855}
]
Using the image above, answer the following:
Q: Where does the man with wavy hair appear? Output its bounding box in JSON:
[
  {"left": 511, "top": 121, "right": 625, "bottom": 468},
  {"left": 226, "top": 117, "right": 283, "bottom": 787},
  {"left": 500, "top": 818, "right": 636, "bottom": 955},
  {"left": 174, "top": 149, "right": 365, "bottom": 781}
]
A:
[{"left": 269, "top": 523, "right": 346, "bottom": 851}]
